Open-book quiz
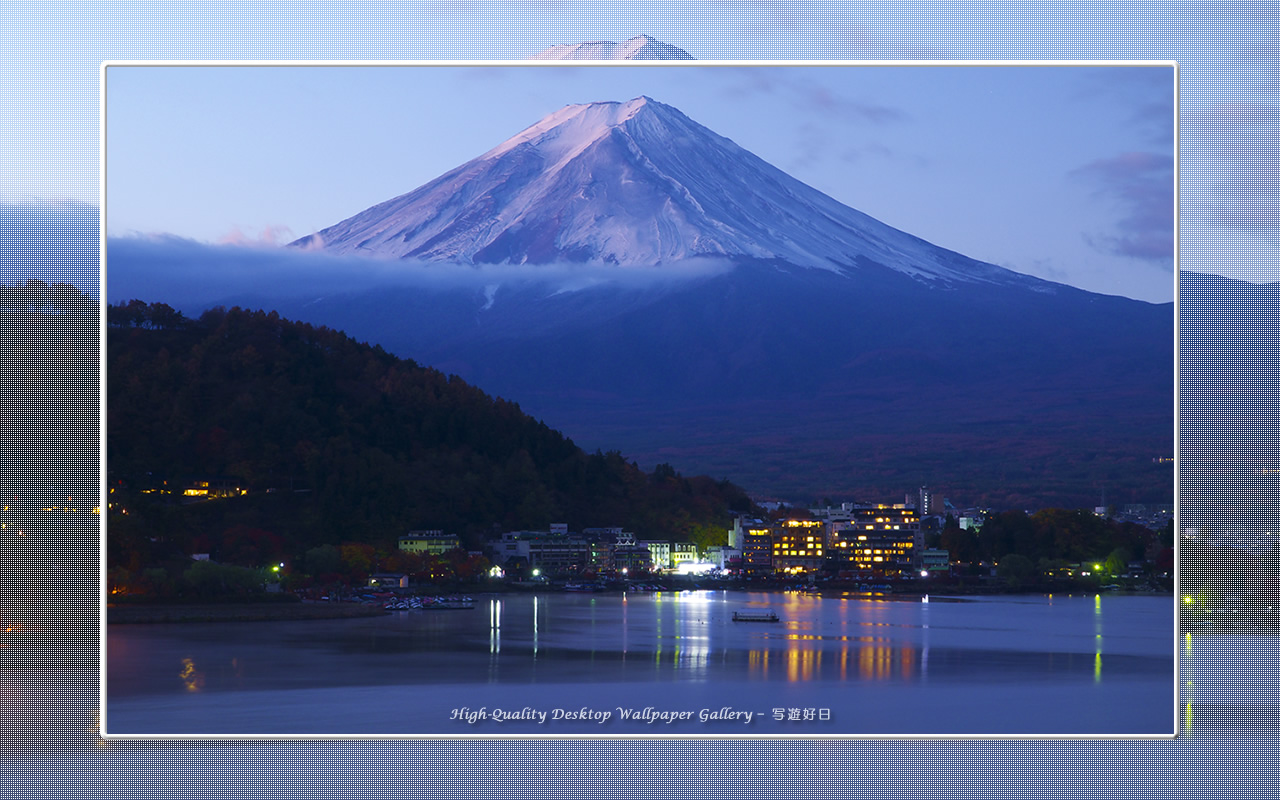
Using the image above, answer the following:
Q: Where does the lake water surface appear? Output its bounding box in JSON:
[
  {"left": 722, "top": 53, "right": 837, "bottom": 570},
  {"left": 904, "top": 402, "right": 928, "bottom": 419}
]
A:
[{"left": 105, "top": 590, "right": 1175, "bottom": 736}]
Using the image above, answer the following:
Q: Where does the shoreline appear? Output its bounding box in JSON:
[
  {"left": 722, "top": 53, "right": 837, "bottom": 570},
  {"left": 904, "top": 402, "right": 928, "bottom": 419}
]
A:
[
  {"left": 106, "top": 602, "right": 390, "bottom": 625},
  {"left": 106, "top": 583, "right": 1173, "bottom": 625}
]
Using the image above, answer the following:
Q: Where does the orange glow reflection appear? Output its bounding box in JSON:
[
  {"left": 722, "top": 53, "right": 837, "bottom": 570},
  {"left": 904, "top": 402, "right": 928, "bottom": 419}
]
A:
[
  {"left": 857, "top": 642, "right": 915, "bottom": 681},
  {"left": 785, "top": 647, "right": 820, "bottom": 682},
  {"left": 178, "top": 657, "right": 205, "bottom": 692},
  {"left": 749, "top": 648, "right": 769, "bottom": 678}
]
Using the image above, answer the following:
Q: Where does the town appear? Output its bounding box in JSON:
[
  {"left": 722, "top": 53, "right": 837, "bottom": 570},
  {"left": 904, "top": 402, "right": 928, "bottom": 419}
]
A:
[
  {"left": 374, "top": 492, "right": 1172, "bottom": 592},
  {"left": 105, "top": 478, "right": 1174, "bottom": 603}
]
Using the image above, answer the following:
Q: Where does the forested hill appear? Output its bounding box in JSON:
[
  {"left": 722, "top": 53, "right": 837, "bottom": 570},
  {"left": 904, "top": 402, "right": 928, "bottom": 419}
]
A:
[{"left": 106, "top": 301, "right": 753, "bottom": 551}]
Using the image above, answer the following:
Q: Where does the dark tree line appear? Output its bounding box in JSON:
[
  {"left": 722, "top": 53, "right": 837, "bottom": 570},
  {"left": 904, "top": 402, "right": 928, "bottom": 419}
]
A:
[
  {"left": 0, "top": 278, "right": 96, "bottom": 316},
  {"left": 938, "top": 508, "right": 1161, "bottom": 568},
  {"left": 107, "top": 301, "right": 754, "bottom": 575}
]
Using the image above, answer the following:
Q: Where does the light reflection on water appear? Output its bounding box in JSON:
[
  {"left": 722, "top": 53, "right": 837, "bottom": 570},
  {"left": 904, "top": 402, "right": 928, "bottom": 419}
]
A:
[
  {"left": 466, "top": 589, "right": 1165, "bottom": 686},
  {"left": 178, "top": 657, "right": 203, "bottom": 692},
  {"left": 104, "top": 589, "right": 1179, "bottom": 735},
  {"left": 113, "top": 590, "right": 1174, "bottom": 695},
  {"left": 488, "top": 597, "right": 501, "bottom": 660},
  {"left": 1184, "top": 631, "right": 1194, "bottom": 734}
]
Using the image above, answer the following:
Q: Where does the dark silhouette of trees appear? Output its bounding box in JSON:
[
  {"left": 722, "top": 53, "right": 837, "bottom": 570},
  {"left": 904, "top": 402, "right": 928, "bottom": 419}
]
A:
[
  {"left": 971, "top": 508, "right": 1153, "bottom": 566},
  {"left": 106, "top": 301, "right": 754, "bottom": 581}
]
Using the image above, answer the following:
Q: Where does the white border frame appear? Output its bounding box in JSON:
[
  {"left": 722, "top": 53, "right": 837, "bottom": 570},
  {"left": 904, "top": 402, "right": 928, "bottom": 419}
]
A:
[{"left": 98, "top": 58, "right": 1180, "bottom": 741}]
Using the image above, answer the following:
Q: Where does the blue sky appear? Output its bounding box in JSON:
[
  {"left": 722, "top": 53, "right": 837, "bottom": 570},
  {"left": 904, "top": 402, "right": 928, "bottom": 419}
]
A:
[
  {"left": 105, "top": 62, "right": 1175, "bottom": 302},
  {"left": 2, "top": 5, "right": 1274, "bottom": 305}
]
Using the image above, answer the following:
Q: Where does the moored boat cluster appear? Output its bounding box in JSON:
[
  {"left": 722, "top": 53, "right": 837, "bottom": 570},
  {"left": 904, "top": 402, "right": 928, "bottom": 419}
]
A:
[{"left": 383, "top": 595, "right": 475, "bottom": 610}]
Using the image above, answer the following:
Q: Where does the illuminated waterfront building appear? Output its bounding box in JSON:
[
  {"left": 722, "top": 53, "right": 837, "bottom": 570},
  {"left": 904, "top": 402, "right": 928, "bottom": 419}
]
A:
[
  {"left": 671, "top": 542, "right": 699, "bottom": 569},
  {"left": 704, "top": 545, "right": 742, "bottom": 571},
  {"left": 771, "top": 519, "right": 826, "bottom": 575},
  {"left": 638, "top": 540, "right": 671, "bottom": 570},
  {"left": 828, "top": 503, "right": 922, "bottom": 577},
  {"left": 589, "top": 530, "right": 650, "bottom": 573},
  {"left": 490, "top": 528, "right": 591, "bottom": 575},
  {"left": 919, "top": 548, "right": 951, "bottom": 574},
  {"left": 741, "top": 523, "right": 774, "bottom": 576}
]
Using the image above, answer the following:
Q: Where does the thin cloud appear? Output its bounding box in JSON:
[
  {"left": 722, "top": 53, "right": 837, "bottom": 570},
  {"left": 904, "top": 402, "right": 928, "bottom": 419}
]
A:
[
  {"left": 1071, "top": 152, "right": 1175, "bottom": 263},
  {"left": 106, "top": 234, "right": 736, "bottom": 309},
  {"left": 217, "top": 224, "right": 296, "bottom": 248}
]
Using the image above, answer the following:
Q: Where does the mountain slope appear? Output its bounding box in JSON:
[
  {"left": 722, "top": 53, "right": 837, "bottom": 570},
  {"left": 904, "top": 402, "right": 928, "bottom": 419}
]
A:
[
  {"left": 260, "top": 96, "right": 1174, "bottom": 507},
  {"left": 215, "top": 257, "right": 1172, "bottom": 508},
  {"left": 289, "top": 97, "right": 1043, "bottom": 292},
  {"left": 528, "top": 35, "right": 695, "bottom": 60}
]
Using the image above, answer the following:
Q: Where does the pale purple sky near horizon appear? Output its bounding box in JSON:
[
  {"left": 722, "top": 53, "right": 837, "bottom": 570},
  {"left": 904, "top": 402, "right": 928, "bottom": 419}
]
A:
[{"left": 105, "top": 63, "right": 1175, "bottom": 303}]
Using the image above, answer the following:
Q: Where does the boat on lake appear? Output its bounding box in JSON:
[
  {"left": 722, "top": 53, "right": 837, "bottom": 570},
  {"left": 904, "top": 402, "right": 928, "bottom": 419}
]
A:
[{"left": 732, "top": 610, "right": 780, "bottom": 622}]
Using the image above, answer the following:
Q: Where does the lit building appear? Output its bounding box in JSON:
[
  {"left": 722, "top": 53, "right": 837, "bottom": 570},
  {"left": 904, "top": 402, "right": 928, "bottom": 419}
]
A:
[
  {"left": 917, "top": 487, "right": 940, "bottom": 517},
  {"left": 919, "top": 548, "right": 951, "bottom": 574},
  {"left": 490, "top": 528, "right": 591, "bottom": 575},
  {"left": 808, "top": 503, "right": 853, "bottom": 523},
  {"left": 741, "top": 524, "right": 774, "bottom": 576},
  {"left": 611, "top": 541, "right": 652, "bottom": 573},
  {"left": 181, "top": 478, "right": 246, "bottom": 499},
  {"left": 671, "top": 542, "right": 699, "bottom": 569},
  {"left": 583, "top": 528, "right": 623, "bottom": 571},
  {"left": 704, "top": 546, "right": 741, "bottom": 571},
  {"left": 829, "top": 503, "right": 921, "bottom": 577},
  {"left": 589, "top": 530, "right": 650, "bottom": 573},
  {"left": 398, "top": 530, "right": 461, "bottom": 555},
  {"left": 368, "top": 573, "right": 409, "bottom": 589},
  {"left": 771, "top": 519, "right": 826, "bottom": 575},
  {"left": 639, "top": 540, "right": 671, "bottom": 570}
]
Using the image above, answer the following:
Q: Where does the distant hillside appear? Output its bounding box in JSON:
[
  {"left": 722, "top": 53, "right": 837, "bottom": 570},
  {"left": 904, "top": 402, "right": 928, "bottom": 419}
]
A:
[{"left": 106, "top": 301, "right": 754, "bottom": 556}]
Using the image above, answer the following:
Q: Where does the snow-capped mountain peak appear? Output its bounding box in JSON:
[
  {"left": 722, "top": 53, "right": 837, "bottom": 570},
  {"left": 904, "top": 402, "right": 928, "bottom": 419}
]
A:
[
  {"left": 481, "top": 96, "right": 660, "bottom": 167},
  {"left": 528, "top": 35, "right": 695, "bottom": 60},
  {"left": 289, "top": 96, "right": 1046, "bottom": 290}
]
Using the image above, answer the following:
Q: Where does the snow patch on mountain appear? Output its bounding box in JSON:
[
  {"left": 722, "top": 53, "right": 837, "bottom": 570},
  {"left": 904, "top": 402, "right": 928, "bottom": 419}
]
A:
[
  {"left": 529, "top": 35, "right": 695, "bottom": 60},
  {"left": 290, "top": 96, "right": 1049, "bottom": 292}
]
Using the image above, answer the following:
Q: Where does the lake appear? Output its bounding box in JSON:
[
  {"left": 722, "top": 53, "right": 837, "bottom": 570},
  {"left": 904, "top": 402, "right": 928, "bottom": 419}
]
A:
[{"left": 104, "top": 589, "right": 1176, "bottom": 736}]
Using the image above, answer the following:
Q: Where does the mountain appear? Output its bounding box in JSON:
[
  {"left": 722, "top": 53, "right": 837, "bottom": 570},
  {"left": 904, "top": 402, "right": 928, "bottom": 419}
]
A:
[
  {"left": 528, "top": 35, "right": 695, "bottom": 60},
  {"left": 289, "top": 96, "right": 1039, "bottom": 294},
  {"left": 263, "top": 97, "right": 1173, "bottom": 508}
]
